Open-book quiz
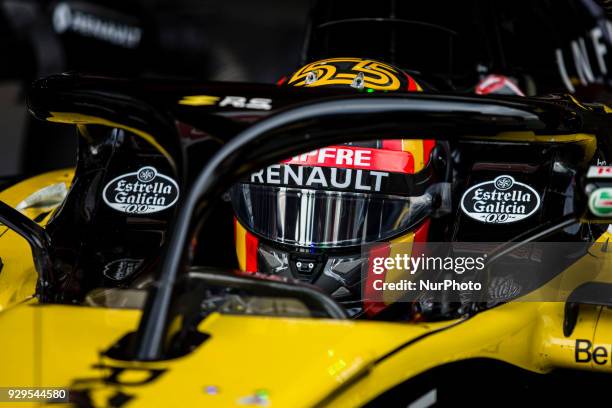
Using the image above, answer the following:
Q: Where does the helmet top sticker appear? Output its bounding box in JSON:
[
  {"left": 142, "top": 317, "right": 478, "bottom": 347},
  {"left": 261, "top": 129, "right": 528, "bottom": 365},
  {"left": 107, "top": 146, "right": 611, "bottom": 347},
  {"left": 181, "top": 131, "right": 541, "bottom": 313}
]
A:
[
  {"left": 102, "top": 166, "right": 179, "bottom": 215},
  {"left": 288, "top": 58, "right": 402, "bottom": 91},
  {"left": 460, "top": 175, "right": 541, "bottom": 224}
]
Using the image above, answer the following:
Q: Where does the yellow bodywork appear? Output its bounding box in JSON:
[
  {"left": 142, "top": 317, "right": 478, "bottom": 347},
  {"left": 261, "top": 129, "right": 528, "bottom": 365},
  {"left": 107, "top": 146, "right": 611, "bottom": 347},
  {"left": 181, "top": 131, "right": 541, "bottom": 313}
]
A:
[
  {"left": 0, "top": 298, "right": 609, "bottom": 407},
  {"left": 1, "top": 171, "right": 612, "bottom": 407}
]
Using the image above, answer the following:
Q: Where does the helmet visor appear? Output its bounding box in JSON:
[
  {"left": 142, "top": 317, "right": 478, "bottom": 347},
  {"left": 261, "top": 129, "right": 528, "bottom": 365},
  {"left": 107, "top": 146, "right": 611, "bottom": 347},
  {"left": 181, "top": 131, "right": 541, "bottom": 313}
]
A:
[{"left": 230, "top": 184, "right": 434, "bottom": 249}]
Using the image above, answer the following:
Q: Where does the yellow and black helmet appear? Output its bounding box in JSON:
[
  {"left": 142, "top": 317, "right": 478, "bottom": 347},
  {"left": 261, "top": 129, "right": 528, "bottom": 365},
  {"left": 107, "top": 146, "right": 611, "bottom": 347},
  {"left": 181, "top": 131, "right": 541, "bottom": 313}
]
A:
[{"left": 278, "top": 57, "right": 423, "bottom": 92}]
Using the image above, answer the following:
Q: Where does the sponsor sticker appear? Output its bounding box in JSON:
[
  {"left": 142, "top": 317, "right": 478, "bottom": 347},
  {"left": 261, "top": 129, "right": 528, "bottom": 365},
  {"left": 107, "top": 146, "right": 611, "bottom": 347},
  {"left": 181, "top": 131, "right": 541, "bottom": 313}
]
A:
[
  {"left": 249, "top": 164, "right": 390, "bottom": 193},
  {"left": 103, "top": 258, "right": 143, "bottom": 281},
  {"left": 460, "top": 175, "right": 541, "bottom": 224},
  {"left": 587, "top": 165, "right": 612, "bottom": 178},
  {"left": 102, "top": 167, "right": 179, "bottom": 214},
  {"left": 589, "top": 187, "right": 612, "bottom": 217},
  {"left": 575, "top": 339, "right": 612, "bottom": 365},
  {"left": 555, "top": 26, "right": 612, "bottom": 93},
  {"left": 283, "top": 145, "right": 414, "bottom": 173}
]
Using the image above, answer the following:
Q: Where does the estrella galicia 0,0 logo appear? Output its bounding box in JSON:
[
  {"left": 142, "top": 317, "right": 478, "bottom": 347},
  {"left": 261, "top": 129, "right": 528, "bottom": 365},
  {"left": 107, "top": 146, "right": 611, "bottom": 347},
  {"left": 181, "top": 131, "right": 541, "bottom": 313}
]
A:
[
  {"left": 460, "top": 175, "right": 541, "bottom": 224},
  {"left": 102, "top": 167, "right": 179, "bottom": 214}
]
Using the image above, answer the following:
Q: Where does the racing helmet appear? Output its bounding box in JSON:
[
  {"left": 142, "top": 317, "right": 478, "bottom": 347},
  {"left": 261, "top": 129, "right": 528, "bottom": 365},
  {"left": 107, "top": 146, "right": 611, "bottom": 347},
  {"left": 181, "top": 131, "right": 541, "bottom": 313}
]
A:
[{"left": 231, "top": 58, "right": 451, "bottom": 317}]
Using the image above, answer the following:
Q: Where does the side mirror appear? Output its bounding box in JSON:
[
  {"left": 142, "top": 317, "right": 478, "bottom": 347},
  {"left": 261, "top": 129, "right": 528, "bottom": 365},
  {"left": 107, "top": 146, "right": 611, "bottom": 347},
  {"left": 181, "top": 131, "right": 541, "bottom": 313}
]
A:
[{"left": 564, "top": 282, "right": 612, "bottom": 337}]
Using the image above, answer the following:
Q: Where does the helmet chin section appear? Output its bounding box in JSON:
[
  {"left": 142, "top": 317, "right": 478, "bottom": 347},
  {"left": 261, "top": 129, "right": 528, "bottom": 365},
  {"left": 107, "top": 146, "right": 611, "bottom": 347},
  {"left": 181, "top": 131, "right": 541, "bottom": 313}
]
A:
[{"left": 256, "top": 242, "right": 365, "bottom": 303}]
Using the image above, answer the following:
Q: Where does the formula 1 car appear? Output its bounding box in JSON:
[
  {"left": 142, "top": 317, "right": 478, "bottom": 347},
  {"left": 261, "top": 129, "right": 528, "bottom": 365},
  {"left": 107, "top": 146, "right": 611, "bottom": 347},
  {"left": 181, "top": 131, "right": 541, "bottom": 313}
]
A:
[{"left": 3, "top": 0, "right": 612, "bottom": 407}]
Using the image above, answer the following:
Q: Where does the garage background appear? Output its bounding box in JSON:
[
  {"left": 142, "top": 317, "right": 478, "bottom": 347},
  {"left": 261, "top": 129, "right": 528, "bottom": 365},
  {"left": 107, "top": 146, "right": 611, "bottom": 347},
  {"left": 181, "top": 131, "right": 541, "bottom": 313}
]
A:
[
  {"left": 0, "top": 0, "right": 311, "bottom": 176},
  {"left": 3, "top": 0, "right": 611, "bottom": 177}
]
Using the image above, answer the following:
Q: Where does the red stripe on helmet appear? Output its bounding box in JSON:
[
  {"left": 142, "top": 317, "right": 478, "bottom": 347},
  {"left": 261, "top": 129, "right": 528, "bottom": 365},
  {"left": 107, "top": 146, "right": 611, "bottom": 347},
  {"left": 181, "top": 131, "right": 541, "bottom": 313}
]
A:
[
  {"left": 363, "top": 219, "right": 430, "bottom": 318},
  {"left": 381, "top": 139, "right": 403, "bottom": 150},
  {"left": 413, "top": 219, "right": 431, "bottom": 243},
  {"left": 422, "top": 140, "right": 436, "bottom": 167},
  {"left": 363, "top": 243, "right": 392, "bottom": 317},
  {"left": 405, "top": 72, "right": 420, "bottom": 92},
  {"left": 245, "top": 231, "right": 259, "bottom": 273}
]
